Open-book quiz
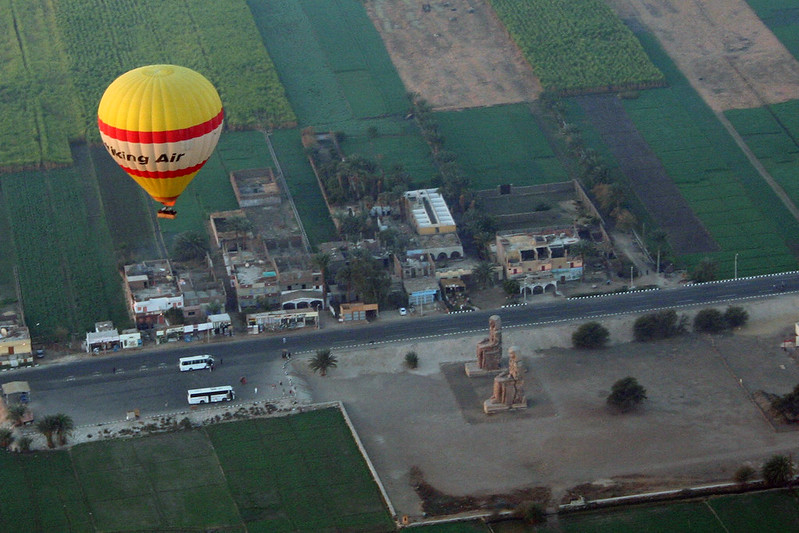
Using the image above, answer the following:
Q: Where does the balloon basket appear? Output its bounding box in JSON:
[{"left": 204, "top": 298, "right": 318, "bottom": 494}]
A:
[{"left": 157, "top": 208, "right": 177, "bottom": 219}]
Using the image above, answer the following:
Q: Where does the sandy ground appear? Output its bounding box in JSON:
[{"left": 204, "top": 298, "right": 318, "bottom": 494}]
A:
[
  {"left": 606, "top": 0, "right": 799, "bottom": 111},
  {"left": 365, "top": 0, "right": 542, "bottom": 109},
  {"left": 295, "top": 292, "right": 799, "bottom": 518}
]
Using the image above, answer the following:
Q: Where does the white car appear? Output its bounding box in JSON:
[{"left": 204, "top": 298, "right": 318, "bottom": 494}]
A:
[{"left": 399, "top": 307, "right": 408, "bottom": 316}]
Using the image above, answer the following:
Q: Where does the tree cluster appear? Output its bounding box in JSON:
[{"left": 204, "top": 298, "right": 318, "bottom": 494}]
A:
[
  {"left": 693, "top": 306, "right": 748, "bottom": 333},
  {"left": 335, "top": 249, "right": 391, "bottom": 305},
  {"left": 633, "top": 309, "right": 686, "bottom": 342}
]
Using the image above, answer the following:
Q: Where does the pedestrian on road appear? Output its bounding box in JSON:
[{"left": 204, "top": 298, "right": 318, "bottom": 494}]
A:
[
  {"left": 282, "top": 337, "right": 286, "bottom": 344},
  {"left": 220, "top": 357, "right": 223, "bottom": 365},
  {"left": 112, "top": 367, "right": 116, "bottom": 374},
  {"left": 240, "top": 376, "right": 246, "bottom": 385}
]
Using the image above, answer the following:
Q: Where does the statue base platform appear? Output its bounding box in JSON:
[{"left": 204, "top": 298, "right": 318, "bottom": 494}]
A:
[
  {"left": 465, "top": 362, "right": 502, "bottom": 377},
  {"left": 483, "top": 399, "right": 528, "bottom": 414}
]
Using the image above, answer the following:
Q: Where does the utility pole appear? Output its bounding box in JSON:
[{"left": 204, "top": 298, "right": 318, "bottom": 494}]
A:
[{"left": 734, "top": 253, "right": 738, "bottom": 280}]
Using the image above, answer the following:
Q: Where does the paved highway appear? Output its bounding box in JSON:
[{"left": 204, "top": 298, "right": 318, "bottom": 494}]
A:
[{"left": 6, "top": 271, "right": 797, "bottom": 425}]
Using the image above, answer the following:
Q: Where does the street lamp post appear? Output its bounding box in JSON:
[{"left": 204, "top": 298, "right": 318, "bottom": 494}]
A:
[
  {"left": 629, "top": 265, "right": 635, "bottom": 290},
  {"left": 734, "top": 253, "right": 738, "bottom": 280}
]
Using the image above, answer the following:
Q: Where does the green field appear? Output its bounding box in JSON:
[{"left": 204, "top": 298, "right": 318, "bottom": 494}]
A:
[
  {"left": 487, "top": 0, "right": 664, "bottom": 93},
  {"left": 435, "top": 104, "right": 569, "bottom": 188},
  {"left": 0, "top": 0, "right": 294, "bottom": 170},
  {"left": 619, "top": 33, "right": 799, "bottom": 276},
  {"left": 725, "top": 102, "right": 799, "bottom": 215},
  {"left": 248, "top": 0, "right": 407, "bottom": 128},
  {"left": 0, "top": 160, "right": 131, "bottom": 339},
  {"left": 0, "top": 408, "right": 394, "bottom": 532}
]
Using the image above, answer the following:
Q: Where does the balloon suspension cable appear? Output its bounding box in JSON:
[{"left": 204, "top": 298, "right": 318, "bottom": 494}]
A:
[{"left": 157, "top": 207, "right": 177, "bottom": 219}]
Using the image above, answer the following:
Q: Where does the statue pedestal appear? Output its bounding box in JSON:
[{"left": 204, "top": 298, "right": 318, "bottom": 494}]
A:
[
  {"left": 465, "top": 362, "right": 502, "bottom": 377},
  {"left": 483, "top": 399, "right": 528, "bottom": 414}
]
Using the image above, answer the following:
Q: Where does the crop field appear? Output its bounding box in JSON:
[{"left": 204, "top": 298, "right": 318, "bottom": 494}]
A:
[
  {"left": 435, "top": 104, "right": 568, "bottom": 189},
  {"left": 0, "top": 0, "right": 81, "bottom": 169},
  {"left": 0, "top": 163, "right": 131, "bottom": 339},
  {"left": 0, "top": 408, "right": 394, "bottom": 532},
  {"left": 270, "top": 129, "right": 339, "bottom": 246},
  {"left": 619, "top": 34, "right": 799, "bottom": 275},
  {"left": 725, "top": 102, "right": 799, "bottom": 208},
  {"left": 0, "top": 0, "right": 294, "bottom": 170},
  {"left": 339, "top": 116, "right": 440, "bottom": 186},
  {"left": 248, "top": 0, "right": 407, "bottom": 128},
  {"left": 487, "top": 0, "right": 664, "bottom": 93}
]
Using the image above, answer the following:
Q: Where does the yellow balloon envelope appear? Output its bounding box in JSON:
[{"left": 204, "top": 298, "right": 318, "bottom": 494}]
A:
[{"left": 98, "top": 65, "right": 224, "bottom": 214}]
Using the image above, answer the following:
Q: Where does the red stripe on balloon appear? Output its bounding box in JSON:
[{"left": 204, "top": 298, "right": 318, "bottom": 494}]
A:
[
  {"left": 98, "top": 109, "right": 224, "bottom": 143},
  {"left": 120, "top": 160, "right": 208, "bottom": 179}
]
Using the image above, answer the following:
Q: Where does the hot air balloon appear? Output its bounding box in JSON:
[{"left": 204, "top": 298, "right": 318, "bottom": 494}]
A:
[{"left": 98, "top": 64, "right": 224, "bottom": 219}]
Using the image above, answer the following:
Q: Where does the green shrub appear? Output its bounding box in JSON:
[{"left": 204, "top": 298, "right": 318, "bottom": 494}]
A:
[
  {"left": 633, "top": 309, "right": 686, "bottom": 341},
  {"left": 734, "top": 465, "right": 756, "bottom": 484},
  {"left": 607, "top": 377, "right": 647, "bottom": 412},
  {"left": 572, "top": 322, "right": 610, "bottom": 349},
  {"left": 724, "top": 306, "right": 749, "bottom": 328},
  {"left": 405, "top": 351, "right": 419, "bottom": 369},
  {"left": 693, "top": 308, "right": 726, "bottom": 333}
]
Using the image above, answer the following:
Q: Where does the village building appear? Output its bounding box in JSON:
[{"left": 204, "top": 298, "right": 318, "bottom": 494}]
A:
[
  {"left": 495, "top": 228, "right": 584, "bottom": 294},
  {"left": 0, "top": 319, "right": 32, "bottom": 368},
  {"left": 403, "top": 189, "right": 464, "bottom": 260},
  {"left": 84, "top": 321, "right": 142, "bottom": 353},
  {"left": 123, "top": 260, "right": 184, "bottom": 329}
]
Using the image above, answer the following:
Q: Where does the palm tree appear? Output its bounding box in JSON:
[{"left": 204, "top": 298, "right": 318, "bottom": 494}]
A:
[
  {"left": 53, "top": 413, "right": 75, "bottom": 445},
  {"left": 36, "top": 415, "right": 59, "bottom": 448},
  {"left": 762, "top": 454, "right": 795, "bottom": 486},
  {"left": 7, "top": 403, "right": 29, "bottom": 427},
  {"left": 0, "top": 427, "right": 14, "bottom": 449},
  {"left": 472, "top": 261, "right": 496, "bottom": 290},
  {"left": 308, "top": 349, "right": 338, "bottom": 377}
]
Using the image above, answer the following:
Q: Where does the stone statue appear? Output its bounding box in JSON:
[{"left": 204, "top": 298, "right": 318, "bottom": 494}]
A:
[
  {"left": 466, "top": 315, "right": 503, "bottom": 376},
  {"left": 484, "top": 346, "right": 527, "bottom": 413}
]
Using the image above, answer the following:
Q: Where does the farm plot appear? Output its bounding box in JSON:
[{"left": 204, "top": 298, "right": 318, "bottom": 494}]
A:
[
  {"left": 52, "top": 0, "right": 294, "bottom": 139},
  {"left": 248, "top": 0, "right": 407, "bottom": 127},
  {"left": 71, "top": 431, "right": 241, "bottom": 530},
  {"left": 487, "top": 0, "right": 664, "bottom": 94},
  {"left": 0, "top": 451, "right": 93, "bottom": 533},
  {"left": 0, "top": 408, "right": 394, "bottom": 532},
  {"left": 269, "top": 129, "right": 339, "bottom": 246},
  {"left": 434, "top": 104, "right": 568, "bottom": 189},
  {"left": 339, "top": 116, "right": 439, "bottom": 186},
  {"left": 0, "top": 0, "right": 82, "bottom": 168},
  {"left": 207, "top": 408, "right": 394, "bottom": 532},
  {"left": 725, "top": 102, "right": 799, "bottom": 207},
  {"left": 619, "top": 34, "right": 799, "bottom": 276},
  {"left": 574, "top": 94, "right": 717, "bottom": 256},
  {"left": 1, "top": 165, "right": 130, "bottom": 339}
]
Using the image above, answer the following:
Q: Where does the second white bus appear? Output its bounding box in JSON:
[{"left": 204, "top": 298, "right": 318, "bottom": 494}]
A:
[
  {"left": 178, "top": 355, "right": 214, "bottom": 372},
  {"left": 187, "top": 386, "right": 235, "bottom": 404}
]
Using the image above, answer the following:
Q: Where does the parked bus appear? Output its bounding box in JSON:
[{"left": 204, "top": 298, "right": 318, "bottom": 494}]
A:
[
  {"left": 178, "top": 355, "right": 214, "bottom": 371},
  {"left": 186, "top": 386, "right": 234, "bottom": 404}
]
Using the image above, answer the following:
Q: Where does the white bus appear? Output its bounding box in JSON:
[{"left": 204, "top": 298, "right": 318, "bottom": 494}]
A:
[
  {"left": 178, "top": 355, "right": 215, "bottom": 372},
  {"left": 187, "top": 386, "right": 234, "bottom": 404}
]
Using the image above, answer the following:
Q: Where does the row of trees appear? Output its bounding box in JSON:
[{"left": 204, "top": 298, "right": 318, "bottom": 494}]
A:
[
  {"left": 0, "top": 412, "right": 74, "bottom": 452},
  {"left": 571, "top": 306, "right": 749, "bottom": 349}
]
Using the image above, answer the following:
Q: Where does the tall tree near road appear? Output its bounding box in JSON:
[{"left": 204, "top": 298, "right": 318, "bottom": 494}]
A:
[{"left": 309, "top": 349, "right": 338, "bottom": 377}]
